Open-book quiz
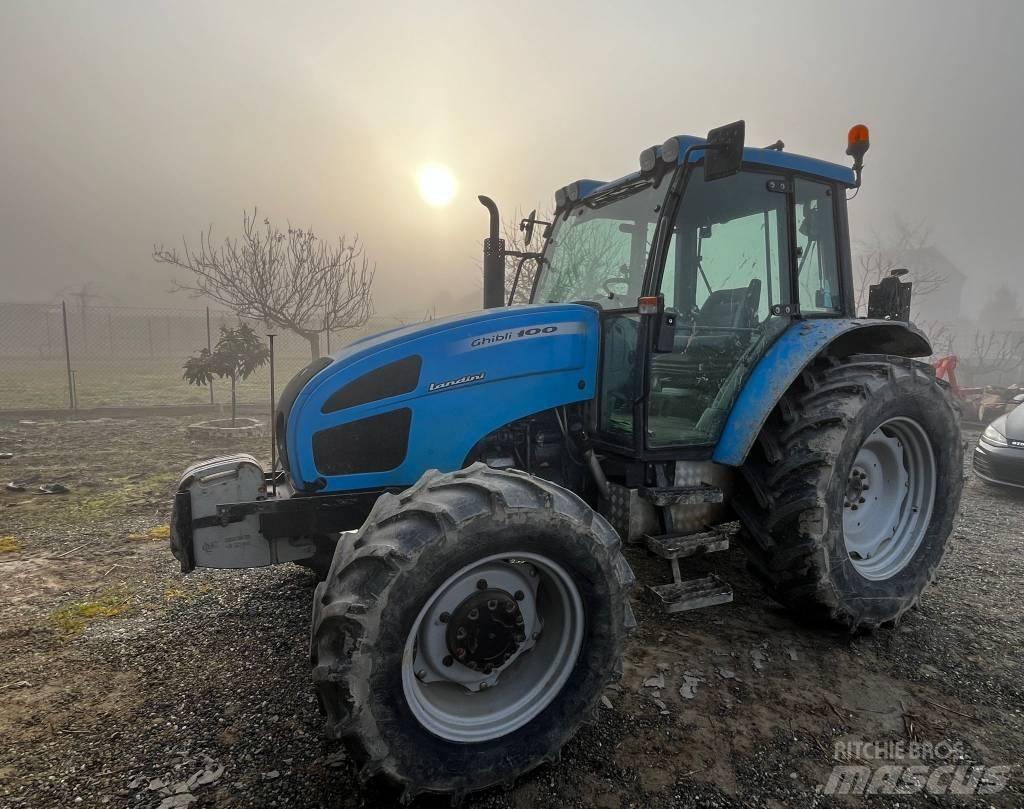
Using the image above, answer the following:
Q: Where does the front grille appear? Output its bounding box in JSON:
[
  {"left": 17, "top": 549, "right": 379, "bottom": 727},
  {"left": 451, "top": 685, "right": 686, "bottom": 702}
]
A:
[{"left": 973, "top": 448, "right": 1024, "bottom": 486}]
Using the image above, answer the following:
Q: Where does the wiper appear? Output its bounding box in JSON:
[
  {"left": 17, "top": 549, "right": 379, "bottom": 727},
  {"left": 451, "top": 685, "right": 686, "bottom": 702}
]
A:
[{"left": 584, "top": 178, "right": 651, "bottom": 209}]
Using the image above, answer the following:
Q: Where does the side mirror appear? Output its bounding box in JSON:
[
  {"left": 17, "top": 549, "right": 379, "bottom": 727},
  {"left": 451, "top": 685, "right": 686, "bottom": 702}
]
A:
[
  {"left": 520, "top": 209, "right": 537, "bottom": 246},
  {"left": 704, "top": 120, "right": 745, "bottom": 181},
  {"left": 519, "top": 210, "right": 551, "bottom": 247}
]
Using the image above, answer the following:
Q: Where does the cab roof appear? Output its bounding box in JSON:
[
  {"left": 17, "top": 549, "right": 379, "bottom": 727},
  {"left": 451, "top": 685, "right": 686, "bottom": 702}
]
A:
[{"left": 562, "top": 135, "right": 856, "bottom": 206}]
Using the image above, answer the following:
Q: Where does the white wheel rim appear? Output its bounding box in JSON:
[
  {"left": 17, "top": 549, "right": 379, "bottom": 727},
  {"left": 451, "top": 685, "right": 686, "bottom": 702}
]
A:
[
  {"left": 842, "top": 416, "right": 937, "bottom": 581},
  {"left": 401, "top": 551, "right": 585, "bottom": 743}
]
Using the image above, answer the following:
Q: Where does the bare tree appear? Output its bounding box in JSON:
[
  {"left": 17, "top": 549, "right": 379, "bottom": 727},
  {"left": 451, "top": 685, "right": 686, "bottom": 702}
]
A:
[
  {"left": 964, "top": 330, "right": 1024, "bottom": 381},
  {"left": 916, "top": 318, "right": 954, "bottom": 357},
  {"left": 154, "top": 209, "right": 374, "bottom": 359},
  {"left": 853, "top": 219, "right": 947, "bottom": 316}
]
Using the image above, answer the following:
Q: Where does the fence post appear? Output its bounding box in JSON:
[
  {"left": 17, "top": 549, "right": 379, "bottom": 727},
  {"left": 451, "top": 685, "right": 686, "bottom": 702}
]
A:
[
  {"left": 61, "top": 300, "right": 75, "bottom": 410},
  {"left": 206, "top": 307, "right": 214, "bottom": 404},
  {"left": 268, "top": 333, "right": 277, "bottom": 496}
]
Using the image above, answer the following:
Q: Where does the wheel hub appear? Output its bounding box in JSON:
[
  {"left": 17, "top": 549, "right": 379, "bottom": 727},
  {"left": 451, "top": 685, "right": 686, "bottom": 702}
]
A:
[
  {"left": 411, "top": 561, "right": 541, "bottom": 692},
  {"left": 446, "top": 588, "right": 525, "bottom": 673}
]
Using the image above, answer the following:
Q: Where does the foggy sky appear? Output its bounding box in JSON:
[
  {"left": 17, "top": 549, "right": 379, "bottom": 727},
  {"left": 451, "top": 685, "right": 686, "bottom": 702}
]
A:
[{"left": 1, "top": 0, "right": 1022, "bottom": 318}]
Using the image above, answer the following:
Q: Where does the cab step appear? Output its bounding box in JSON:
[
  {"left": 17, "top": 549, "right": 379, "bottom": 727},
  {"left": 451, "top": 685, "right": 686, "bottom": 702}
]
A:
[
  {"left": 648, "top": 574, "right": 734, "bottom": 614},
  {"left": 645, "top": 528, "right": 730, "bottom": 560},
  {"left": 639, "top": 483, "right": 724, "bottom": 507}
]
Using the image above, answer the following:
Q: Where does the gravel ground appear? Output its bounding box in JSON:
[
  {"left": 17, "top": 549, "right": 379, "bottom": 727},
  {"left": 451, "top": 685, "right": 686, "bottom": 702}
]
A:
[{"left": 1, "top": 417, "right": 1022, "bottom": 808}]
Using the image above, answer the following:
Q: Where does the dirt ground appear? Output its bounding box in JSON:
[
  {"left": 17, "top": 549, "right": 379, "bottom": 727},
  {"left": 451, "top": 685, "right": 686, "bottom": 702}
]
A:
[{"left": 1, "top": 416, "right": 1022, "bottom": 808}]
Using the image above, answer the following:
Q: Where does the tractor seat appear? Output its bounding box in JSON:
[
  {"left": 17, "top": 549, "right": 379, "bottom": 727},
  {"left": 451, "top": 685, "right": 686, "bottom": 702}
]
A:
[{"left": 685, "top": 279, "right": 762, "bottom": 352}]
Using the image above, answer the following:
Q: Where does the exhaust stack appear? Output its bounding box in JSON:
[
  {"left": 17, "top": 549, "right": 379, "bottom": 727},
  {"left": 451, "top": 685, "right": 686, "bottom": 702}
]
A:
[{"left": 478, "top": 195, "right": 505, "bottom": 309}]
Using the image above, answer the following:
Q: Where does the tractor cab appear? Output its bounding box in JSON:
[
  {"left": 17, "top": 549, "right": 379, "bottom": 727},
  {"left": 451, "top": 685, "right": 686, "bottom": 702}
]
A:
[{"left": 530, "top": 124, "right": 857, "bottom": 454}]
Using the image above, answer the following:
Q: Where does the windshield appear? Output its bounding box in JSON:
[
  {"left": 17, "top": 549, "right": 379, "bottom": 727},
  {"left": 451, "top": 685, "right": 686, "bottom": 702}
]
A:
[{"left": 533, "top": 181, "right": 665, "bottom": 309}]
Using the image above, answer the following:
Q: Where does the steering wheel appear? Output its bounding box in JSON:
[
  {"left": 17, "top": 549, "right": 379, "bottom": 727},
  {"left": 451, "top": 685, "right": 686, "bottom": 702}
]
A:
[
  {"left": 601, "top": 277, "right": 631, "bottom": 298},
  {"left": 601, "top": 265, "right": 632, "bottom": 299}
]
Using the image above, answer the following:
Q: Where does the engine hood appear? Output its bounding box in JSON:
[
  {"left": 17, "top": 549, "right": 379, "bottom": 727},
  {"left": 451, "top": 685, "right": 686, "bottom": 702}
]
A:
[
  {"left": 281, "top": 304, "right": 600, "bottom": 492},
  {"left": 1003, "top": 403, "right": 1024, "bottom": 442}
]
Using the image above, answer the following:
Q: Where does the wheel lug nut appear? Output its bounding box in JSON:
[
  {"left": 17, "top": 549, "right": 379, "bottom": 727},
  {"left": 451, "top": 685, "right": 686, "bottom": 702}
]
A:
[
  {"left": 514, "top": 590, "right": 525, "bottom": 601},
  {"left": 858, "top": 496, "right": 866, "bottom": 504},
  {"left": 442, "top": 655, "right": 453, "bottom": 667},
  {"left": 415, "top": 669, "right": 426, "bottom": 681},
  {"left": 862, "top": 485, "right": 869, "bottom": 491},
  {"left": 851, "top": 505, "right": 858, "bottom": 511},
  {"left": 439, "top": 612, "right": 450, "bottom": 624},
  {"left": 476, "top": 579, "right": 488, "bottom": 590}
]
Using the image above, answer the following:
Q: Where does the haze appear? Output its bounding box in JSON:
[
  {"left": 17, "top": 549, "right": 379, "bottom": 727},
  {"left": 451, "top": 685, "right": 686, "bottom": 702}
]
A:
[{"left": 1, "top": 0, "right": 1021, "bottom": 318}]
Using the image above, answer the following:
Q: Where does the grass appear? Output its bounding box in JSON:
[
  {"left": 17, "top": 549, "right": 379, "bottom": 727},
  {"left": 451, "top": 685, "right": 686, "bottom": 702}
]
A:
[
  {"left": 0, "top": 535, "right": 19, "bottom": 553},
  {"left": 50, "top": 590, "right": 135, "bottom": 634},
  {"left": 128, "top": 524, "right": 170, "bottom": 541},
  {"left": 0, "top": 355, "right": 315, "bottom": 410}
]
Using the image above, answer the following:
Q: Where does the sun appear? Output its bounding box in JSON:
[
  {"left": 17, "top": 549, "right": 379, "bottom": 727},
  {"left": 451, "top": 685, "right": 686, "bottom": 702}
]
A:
[{"left": 416, "top": 162, "right": 457, "bottom": 208}]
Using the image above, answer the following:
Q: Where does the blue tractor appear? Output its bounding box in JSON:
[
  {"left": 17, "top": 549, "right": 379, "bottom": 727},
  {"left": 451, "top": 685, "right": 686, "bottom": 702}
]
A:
[{"left": 170, "top": 122, "right": 962, "bottom": 800}]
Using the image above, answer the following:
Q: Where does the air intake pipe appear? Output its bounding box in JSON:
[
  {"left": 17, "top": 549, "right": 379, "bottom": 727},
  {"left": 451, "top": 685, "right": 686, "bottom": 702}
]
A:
[{"left": 479, "top": 195, "right": 505, "bottom": 309}]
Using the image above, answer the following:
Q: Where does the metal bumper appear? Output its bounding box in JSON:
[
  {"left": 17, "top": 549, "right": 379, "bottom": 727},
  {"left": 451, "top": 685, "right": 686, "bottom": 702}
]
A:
[
  {"left": 170, "top": 454, "right": 394, "bottom": 573},
  {"left": 972, "top": 442, "right": 1024, "bottom": 489}
]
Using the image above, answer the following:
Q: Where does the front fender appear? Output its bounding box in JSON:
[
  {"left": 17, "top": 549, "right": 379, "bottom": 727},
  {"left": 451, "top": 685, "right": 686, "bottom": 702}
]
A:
[{"left": 711, "top": 319, "right": 931, "bottom": 467}]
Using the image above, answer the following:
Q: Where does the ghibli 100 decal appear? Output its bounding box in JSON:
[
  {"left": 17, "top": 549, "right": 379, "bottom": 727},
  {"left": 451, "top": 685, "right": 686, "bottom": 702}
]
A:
[
  {"left": 462, "top": 321, "right": 585, "bottom": 351},
  {"left": 427, "top": 372, "right": 486, "bottom": 392}
]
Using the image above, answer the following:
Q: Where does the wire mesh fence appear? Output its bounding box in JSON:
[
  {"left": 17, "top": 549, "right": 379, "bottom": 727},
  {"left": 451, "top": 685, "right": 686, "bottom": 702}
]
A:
[{"left": 0, "top": 301, "right": 406, "bottom": 411}]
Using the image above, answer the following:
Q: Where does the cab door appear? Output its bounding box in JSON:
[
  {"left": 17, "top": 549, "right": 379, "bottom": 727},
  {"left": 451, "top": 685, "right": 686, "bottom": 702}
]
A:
[{"left": 646, "top": 168, "right": 793, "bottom": 449}]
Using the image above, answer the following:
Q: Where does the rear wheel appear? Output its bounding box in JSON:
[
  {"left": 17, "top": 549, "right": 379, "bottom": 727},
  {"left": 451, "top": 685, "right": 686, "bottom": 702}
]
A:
[
  {"left": 310, "top": 463, "right": 635, "bottom": 801},
  {"left": 735, "top": 354, "right": 962, "bottom": 629}
]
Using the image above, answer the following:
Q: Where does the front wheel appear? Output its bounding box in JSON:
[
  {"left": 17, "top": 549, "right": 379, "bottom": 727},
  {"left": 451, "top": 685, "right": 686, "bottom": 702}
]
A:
[
  {"left": 736, "top": 354, "right": 963, "bottom": 629},
  {"left": 310, "top": 463, "right": 635, "bottom": 801}
]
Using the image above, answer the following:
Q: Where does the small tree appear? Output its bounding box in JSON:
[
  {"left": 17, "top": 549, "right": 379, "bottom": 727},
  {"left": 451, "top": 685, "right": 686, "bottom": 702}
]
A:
[
  {"left": 183, "top": 323, "right": 270, "bottom": 425},
  {"left": 155, "top": 209, "right": 374, "bottom": 360}
]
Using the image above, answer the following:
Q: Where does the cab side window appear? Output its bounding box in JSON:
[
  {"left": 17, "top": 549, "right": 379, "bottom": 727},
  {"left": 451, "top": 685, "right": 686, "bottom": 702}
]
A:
[{"left": 794, "top": 180, "right": 841, "bottom": 313}]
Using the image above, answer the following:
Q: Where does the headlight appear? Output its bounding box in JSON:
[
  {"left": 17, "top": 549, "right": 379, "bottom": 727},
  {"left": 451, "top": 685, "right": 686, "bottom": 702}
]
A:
[
  {"left": 661, "top": 137, "right": 681, "bottom": 164},
  {"left": 981, "top": 422, "right": 1009, "bottom": 447},
  {"left": 639, "top": 146, "right": 658, "bottom": 173}
]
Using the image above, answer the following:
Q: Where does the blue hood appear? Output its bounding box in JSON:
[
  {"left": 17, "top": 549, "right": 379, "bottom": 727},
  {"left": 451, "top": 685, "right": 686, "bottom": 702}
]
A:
[{"left": 284, "top": 304, "right": 600, "bottom": 492}]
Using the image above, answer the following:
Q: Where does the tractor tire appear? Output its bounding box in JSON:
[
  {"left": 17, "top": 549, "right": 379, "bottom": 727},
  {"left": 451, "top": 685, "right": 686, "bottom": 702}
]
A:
[
  {"left": 735, "top": 354, "right": 962, "bottom": 629},
  {"left": 310, "top": 462, "right": 635, "bottom": 801}
]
